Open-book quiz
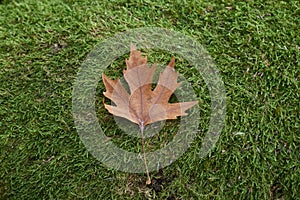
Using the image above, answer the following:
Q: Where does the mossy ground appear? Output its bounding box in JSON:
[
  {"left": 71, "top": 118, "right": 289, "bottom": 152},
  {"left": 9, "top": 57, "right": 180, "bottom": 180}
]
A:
[{"left": 0, "top": 0, "right": 299, "bottom": 199}]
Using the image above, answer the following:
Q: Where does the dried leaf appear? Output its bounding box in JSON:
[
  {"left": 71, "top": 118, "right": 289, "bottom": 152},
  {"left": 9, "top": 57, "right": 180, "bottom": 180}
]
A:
[
  {"left": 102, "top": 44, "right": 198, "bottom": 185},
  {"left": 102, "top": 44, "right": 198, "bottom": 128}
]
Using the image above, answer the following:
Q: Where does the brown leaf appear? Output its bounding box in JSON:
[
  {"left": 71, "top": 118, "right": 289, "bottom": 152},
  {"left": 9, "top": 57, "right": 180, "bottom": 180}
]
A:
[
  {"left": 102, "top": 44, "right": 198, "bottom": 185},
  {"left": 102, "top": 44, "right": 198, "bottom": 127}
]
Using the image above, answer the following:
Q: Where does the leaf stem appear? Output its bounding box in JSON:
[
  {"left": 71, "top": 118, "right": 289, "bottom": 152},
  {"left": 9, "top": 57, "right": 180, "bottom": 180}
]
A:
[{"left": 140, "top": 123, "right": 151, "bottom": 185}]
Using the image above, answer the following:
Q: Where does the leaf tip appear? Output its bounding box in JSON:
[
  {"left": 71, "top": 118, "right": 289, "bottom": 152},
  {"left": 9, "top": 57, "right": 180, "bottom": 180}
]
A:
[
  {"left": 130, "top": 43, "right": 136, "bottom": 51},
  {"left": 168, "top": 57, "right": 175, "bottom": 68}
]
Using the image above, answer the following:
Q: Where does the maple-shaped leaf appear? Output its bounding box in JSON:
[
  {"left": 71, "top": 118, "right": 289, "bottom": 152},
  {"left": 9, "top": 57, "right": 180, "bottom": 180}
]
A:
[
  {"left": 102, "top": 44, "right": 198, "bottom": 185},
  {"left": 102, "top": 44, "right": 198, "bottom": 129}
]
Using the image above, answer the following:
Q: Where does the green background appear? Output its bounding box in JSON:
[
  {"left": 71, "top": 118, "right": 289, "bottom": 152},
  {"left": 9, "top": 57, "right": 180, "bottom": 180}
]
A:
[{"left": 0, "top": 0, "right": 299, "bottom": 199}]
